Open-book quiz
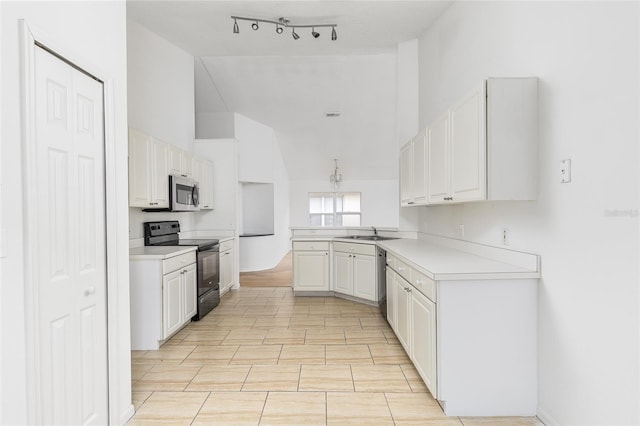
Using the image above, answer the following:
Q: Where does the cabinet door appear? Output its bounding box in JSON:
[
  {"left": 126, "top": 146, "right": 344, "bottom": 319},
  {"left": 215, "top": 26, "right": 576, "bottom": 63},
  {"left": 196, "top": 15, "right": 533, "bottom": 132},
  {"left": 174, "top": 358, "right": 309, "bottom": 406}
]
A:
[
  {"left": 400, "top": 142, "right": 413, "bottom": 205},
  {"left": 450, "top": 82, "right": 487, "bottom": 202},
  {"left": 386, "top": 268, "right": 397, "bottom": 329},
  {"left": 333, "top": 252, "right": 353, "bottom": 295},
  {"left": 412, "top": 130, "right": 428, "bottom": 204},
  {"left": 411, "top": 289, "right": 437, "bottom": 398},
  {"left": 128, "top": 128, "right": 152, "bottom": 207},
  {"left": 353, "top": 254, "right": 376, "bottom": 301},
  {"left": 395, "top": 276, "right": 411, "bottom": 353},
  {"left": 181, "top": 151, "right": 194, "bottom": 177},
  {"left": 183, "top": 263, "right": 197, "bottom": 321},
  {"left": 151, "top": 139, "right": 169, "bottom": 207},
  {"left": 162, "top": 270, "right": 183, "bottom": 338},
  {"left": 199, "top": 160, "right": 214, "bottom": 209},
  {"left": 168, "top": 144, "right": 182, "bottom": 175},
  {"left": 427, "top": 112, "right": 449, "bottom": 204},
  {"left": 293, "top": 251, "right": 329, "bottom": 291}
]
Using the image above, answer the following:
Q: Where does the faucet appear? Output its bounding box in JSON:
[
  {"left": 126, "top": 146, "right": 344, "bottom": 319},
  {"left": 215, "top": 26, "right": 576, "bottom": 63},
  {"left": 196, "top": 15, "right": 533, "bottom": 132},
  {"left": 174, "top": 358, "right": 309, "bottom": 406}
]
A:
[{"left": 371, "top": 226, "right": 378, "bottom": 236}]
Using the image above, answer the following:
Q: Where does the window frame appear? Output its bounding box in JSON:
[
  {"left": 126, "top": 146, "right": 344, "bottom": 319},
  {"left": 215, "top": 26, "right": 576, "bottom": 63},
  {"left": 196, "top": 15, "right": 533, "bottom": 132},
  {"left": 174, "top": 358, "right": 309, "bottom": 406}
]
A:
[{"left": 308, "top": 192, "right": 361, "bottom": 227}]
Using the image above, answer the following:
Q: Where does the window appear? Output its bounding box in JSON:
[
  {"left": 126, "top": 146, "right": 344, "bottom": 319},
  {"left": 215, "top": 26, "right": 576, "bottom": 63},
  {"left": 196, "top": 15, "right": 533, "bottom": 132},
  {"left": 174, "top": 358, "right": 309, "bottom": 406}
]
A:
[{"left": 309, "top": 192, "right": 361, "bottom": 227}]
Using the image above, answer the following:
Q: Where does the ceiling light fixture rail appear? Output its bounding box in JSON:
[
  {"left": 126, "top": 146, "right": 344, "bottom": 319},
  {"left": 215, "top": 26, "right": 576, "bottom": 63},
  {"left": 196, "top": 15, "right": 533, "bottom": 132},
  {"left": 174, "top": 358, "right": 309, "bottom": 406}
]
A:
[{"left": 231, "top": 16, "right": 338, "bottom": 40}]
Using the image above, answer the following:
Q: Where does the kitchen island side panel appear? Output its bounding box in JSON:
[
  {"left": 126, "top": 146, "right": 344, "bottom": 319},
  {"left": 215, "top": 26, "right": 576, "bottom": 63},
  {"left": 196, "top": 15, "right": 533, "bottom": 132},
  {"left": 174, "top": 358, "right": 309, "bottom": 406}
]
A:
[{"left": 437, "top": 278, "right": 538, "bottom": 416}]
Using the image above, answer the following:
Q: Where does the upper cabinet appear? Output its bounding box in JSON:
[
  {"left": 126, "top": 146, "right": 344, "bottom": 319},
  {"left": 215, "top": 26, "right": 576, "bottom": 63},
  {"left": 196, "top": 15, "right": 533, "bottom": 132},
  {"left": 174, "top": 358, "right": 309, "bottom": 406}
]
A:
[
  {"left": 400, "top": 129, "right": 427, "bottom": 206},
  {"left": 129, "top": 128, "right": 214, "bottom": 210},
  {"left": 403, "top": 77, "right": 538, "bottom": 206},
  {"left": 128, "top": 128, "right": 169, "bottom": 208}
]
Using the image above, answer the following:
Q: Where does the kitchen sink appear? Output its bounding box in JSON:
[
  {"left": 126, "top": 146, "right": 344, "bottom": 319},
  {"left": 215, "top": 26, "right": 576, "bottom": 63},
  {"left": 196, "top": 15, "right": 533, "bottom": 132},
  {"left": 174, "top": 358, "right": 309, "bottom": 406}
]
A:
[{"left": 340, "top": 235, "right": 399, "bottom": 241}]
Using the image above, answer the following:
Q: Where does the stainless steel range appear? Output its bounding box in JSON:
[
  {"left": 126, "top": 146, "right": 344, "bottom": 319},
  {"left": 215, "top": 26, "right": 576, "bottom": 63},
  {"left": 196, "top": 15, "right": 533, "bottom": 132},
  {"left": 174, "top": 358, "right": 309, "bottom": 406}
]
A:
[{"left": 144, "top": 221, "right": 219, "bottom": 320}]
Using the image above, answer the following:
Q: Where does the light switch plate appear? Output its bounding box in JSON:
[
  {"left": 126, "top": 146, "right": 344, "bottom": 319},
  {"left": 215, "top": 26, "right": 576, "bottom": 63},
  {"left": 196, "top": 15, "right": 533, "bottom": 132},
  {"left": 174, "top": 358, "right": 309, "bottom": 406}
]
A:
[{"left": 560, "top": 159, "right": 571, "bottom": 183}]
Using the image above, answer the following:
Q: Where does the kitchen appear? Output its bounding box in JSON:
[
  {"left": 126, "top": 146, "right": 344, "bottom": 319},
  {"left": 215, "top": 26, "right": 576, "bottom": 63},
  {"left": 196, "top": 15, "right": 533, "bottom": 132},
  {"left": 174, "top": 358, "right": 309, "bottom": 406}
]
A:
[{"left": 1, "top": 1, "right": 638, "bottom": 426}]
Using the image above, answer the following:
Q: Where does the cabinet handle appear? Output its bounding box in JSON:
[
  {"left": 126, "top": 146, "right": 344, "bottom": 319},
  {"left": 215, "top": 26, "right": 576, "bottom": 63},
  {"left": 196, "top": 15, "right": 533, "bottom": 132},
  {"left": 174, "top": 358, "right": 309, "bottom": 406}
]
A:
[
  {"left": 398, "top": 266, "right": 405, "bottom": 271},
  {"left": 416, "top": 280, "right": 422, "bottom": 285},
  {"left": 84, "top": 286, "right": 96, "bottom": 296},
  {"left": 408, "top": 201, "right": 415, "bottom": 205}
]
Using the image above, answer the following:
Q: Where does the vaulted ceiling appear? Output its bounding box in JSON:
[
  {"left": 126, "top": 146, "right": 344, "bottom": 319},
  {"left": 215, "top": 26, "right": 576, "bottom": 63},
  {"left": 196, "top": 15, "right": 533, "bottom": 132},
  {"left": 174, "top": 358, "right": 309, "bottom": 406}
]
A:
[{"left": 127, "top": 1, "right": 453, "bottom": 180}]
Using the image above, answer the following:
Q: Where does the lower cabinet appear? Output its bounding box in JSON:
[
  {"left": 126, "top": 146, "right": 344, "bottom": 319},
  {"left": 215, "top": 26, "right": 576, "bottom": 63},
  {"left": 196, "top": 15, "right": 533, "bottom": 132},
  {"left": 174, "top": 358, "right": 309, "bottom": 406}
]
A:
[
  {"left": 219, "top": 239, "right": 236, "bottom": 295},
  {"left": 332, "top": 242, "right": 377, "bottom": 302},
  {"left": 292, "top": 241, "right": 329, "bottom": 292},
  {"left": 162, "top": 263, "right": 197, "bottom": 338},
  {"left": 386, "top": 258, "right": 437, "bottom": 399},
  {"left": 129, "top": 249, "right": 197, "bottom": 350}
]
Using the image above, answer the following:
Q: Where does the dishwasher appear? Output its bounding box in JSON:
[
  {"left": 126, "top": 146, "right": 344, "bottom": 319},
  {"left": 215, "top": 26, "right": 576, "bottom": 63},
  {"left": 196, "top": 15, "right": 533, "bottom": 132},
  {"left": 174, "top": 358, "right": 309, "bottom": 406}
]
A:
[{"left": 376, "top": 246, "right": 388, "bottom": 320}]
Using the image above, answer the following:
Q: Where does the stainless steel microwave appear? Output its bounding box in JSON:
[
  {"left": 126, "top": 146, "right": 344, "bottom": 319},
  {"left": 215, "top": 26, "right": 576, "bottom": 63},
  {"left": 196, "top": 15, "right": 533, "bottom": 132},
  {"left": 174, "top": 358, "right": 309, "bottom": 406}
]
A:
[{"left": 169, "top": 174, "right": 199, "bottom": 212}]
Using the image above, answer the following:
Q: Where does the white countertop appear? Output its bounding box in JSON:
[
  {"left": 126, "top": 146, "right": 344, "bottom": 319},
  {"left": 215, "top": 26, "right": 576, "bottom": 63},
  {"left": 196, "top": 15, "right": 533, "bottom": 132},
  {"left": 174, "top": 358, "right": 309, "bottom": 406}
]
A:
[
  {"left": 129, "top": 245, "right": 196, "bottom": 260},
  {"left": 378, "top": 239, "right": 539, "bottom": 280},
  {"left": 292, "top": 235, "right": 540, "bottom": 281}
]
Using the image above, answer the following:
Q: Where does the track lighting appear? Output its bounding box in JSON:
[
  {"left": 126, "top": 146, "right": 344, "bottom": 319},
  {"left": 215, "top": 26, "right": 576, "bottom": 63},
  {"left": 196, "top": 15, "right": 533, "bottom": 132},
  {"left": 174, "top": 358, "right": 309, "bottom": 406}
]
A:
[{"left": 231, "top": 16, "right": 337, "bottom": 41}]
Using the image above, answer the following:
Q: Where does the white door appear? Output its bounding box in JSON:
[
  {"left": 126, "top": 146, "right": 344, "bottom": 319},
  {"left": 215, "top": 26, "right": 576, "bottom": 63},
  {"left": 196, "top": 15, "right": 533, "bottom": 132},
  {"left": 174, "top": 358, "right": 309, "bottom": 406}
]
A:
[
  {"left": 450, "top": 82, "right": 487, "bottom": 202},
  {"left": 411, "top": 290, "right": 438, "bottom": 398},
  {"left": 333, "top": 252, "right": 353, "bottom": 295},
  {"left": 293, "top": 251, "right": 329, "bottom": 291},
  {"left": 427, "top": 111, "right": 450, "bottom": 203},
  {"left": 395, "top": 277, "right": 411, "bottom": 353},
  {"left": 163, "top": 270, "right": 183, "bottom": 338},
  {"left": 412, "top": 130, "right": 428, "bottom": 204},
  {"left": 183, "top": 263, "right": 198, "bottom": 320},
  {"left": 35, "top": 46, "right": 108, "bottom": 424},
  {"left": 399, "top": 142, "right": 413, "bottom": 205},
  {"left": 353, "top": 254, "right": 376, "bottom": 301}
]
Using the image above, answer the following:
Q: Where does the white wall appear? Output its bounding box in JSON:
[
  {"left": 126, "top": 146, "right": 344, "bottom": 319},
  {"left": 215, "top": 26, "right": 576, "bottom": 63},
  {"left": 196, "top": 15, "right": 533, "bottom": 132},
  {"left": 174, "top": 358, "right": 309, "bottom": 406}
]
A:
[
  {"left": 396, "top": 39, "right": 420, "bottom": 232},
  {"left": 127, "top": 19, "right": 197, "bottom": 239},
  {"left": 127, "top": 20, "right": 195, "bottom": 151},
  {"left": 290, "top": 179, "right": 399, "bottom": 228},
  {"left": 1, "top": 1, "right": 131, "bottom": 424},
  {"left": 417, "top": 2, "right": 639, "bottom": 425},
  {"left": 235, "top": 114, "right": 275, "bottom": 183}
]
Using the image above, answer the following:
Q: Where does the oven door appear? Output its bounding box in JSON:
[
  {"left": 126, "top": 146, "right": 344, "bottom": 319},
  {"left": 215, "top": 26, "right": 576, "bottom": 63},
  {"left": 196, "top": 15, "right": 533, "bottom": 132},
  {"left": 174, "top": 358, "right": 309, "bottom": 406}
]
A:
[{"left": 197, "top": 245, "right": 220, "bottom": 297}]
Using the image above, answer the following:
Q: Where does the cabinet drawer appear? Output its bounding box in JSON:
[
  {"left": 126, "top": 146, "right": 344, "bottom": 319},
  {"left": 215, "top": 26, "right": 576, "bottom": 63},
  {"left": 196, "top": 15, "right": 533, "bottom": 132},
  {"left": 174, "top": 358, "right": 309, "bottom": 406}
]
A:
[
  {"left": 333, "top": 242, "right": 376, "bottom": 256},
  {"left": 411, "top": 268, "right": 436, "bottom": 302},
  {"left": 293, "top": 241, "right": 330, "bottom": 251},
  {"left": 394, "top": 257, "right": 412, "bottom": 283},
  {"left": 220, "top": 239, "right": 234, "bottom": 252},
  {"left": 163, "top": 251, "right": 196, "bottom": 274}
]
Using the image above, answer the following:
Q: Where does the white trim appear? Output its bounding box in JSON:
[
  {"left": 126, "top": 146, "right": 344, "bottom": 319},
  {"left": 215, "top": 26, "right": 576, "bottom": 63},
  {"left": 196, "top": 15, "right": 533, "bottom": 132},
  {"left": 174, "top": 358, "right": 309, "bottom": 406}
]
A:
[{"left": 18, "top": 19, "right": 131, "bottom": 424}]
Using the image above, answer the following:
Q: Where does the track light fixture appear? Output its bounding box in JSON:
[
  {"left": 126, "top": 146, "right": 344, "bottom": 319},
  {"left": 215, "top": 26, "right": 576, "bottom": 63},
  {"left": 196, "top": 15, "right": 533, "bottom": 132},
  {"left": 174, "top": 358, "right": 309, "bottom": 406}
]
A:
[{"left": 231, "top": 16, "right": 338, "bottom": 41}]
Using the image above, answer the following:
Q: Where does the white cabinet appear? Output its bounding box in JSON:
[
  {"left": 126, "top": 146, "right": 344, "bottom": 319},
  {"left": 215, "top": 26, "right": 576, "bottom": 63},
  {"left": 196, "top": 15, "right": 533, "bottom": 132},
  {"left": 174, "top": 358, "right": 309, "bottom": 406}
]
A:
[
  {"left": 129, "top": 249, "right": 197, "bottom": 350},
  {"left": 293, "top": 241, "right": 330, "bottom": 292},
  {"left": 332, "top": 242, "right": 377, "bottom": 302},
  {"left": 411, "top": 288, "right": 437, "bottom": 396},
  {"left": 386, "top": 253, "right": 437, "bottom": 399},
  {"left": 219, "top": 239, "right": 236, "bottom": 295},
  {"left": 428, "top": 83, "right": 487, "bottom": 203},
  {"left": 400, "top": 129, "right": 428, "bottom": 206},
  {"left": 168, "top": 144, "right": 193, "bottom": 177},
  {"left": 199, "top": 160, "right": 214, "bottom": 210},
  {"left": 192, "top": 158, "right": 214, "bottom": 210},
  {"left": 416, "top": 77, "right": 537, "bottom": 205},
  {"left": 128, "top": 128, "right": 169, "bottom": 208}
]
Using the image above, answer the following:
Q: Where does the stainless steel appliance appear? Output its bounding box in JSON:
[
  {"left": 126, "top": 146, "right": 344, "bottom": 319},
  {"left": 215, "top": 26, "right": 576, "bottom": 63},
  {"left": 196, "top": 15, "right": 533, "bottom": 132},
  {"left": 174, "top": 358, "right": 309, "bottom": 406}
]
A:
[
  {"left": 377, "top": 246, "right": 388, "bottom": 320},
  {"left": 144, "top": 221, "right": 219, "bottom": 320},
  {"left": 144, "top": 174, "right": 199, "bottom": 212}
]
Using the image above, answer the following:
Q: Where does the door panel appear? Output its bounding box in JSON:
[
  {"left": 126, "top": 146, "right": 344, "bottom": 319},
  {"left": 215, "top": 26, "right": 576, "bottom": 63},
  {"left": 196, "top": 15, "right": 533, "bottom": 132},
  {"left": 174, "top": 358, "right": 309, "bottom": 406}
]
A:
[
  {"left": 427, "top": 112, "right": 449, "bottom": 203},
  {"left": 35, "top": 45, "right": 108, "bottom": 425}
]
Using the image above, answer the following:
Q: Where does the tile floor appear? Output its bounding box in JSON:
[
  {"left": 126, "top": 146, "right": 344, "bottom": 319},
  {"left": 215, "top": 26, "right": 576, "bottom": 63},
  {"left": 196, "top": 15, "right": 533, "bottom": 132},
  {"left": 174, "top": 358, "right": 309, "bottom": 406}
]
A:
[{"left": 129, "top": 287, "right": 542, "bottom": 425}]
